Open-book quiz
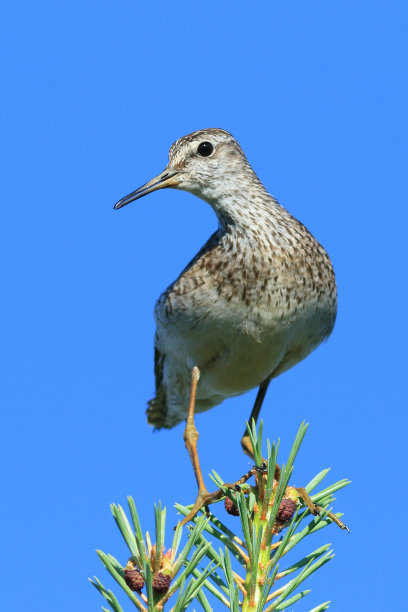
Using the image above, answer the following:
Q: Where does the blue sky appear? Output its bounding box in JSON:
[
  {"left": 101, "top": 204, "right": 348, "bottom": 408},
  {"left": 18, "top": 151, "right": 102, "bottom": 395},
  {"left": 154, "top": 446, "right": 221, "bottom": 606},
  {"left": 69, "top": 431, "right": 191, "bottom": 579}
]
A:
[{"left": 1, "top": 2, "right": 406, "bottom": 610}]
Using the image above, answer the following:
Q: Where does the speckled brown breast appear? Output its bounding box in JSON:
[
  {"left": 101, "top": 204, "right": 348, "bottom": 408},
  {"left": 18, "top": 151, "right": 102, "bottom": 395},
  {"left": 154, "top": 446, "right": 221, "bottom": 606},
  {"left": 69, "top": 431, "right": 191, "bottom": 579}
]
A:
[{"left": 148, "top": 201, "right": 336, "bottom": 429}]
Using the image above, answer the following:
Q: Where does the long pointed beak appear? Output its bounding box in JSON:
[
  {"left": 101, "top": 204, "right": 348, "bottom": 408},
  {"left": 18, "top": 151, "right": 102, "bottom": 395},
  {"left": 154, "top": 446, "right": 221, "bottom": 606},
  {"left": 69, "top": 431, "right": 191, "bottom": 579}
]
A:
[{"left": 114, "top": 169, "right": 179, "bottom": 210}]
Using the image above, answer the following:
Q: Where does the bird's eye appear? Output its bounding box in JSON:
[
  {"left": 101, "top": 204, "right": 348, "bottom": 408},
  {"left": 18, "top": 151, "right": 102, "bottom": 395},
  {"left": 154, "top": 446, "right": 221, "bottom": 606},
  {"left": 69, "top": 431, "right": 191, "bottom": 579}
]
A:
[{"left": 197, "top": 141, "right": 214, "bottom": 157}]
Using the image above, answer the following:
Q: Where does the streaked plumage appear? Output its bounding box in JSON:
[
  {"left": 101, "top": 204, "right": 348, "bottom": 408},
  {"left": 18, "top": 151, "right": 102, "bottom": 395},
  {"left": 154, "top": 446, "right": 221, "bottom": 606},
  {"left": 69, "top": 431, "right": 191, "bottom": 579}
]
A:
[{"left": 115, "top": 129, "right": 337, "bottom": 428}]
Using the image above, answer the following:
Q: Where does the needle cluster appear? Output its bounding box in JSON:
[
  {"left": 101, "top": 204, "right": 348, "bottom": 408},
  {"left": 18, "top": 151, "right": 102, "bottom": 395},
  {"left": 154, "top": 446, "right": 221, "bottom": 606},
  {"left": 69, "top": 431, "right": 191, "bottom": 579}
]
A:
[{"left": 91, "top": 422, "right": 349, "bottom": 611}]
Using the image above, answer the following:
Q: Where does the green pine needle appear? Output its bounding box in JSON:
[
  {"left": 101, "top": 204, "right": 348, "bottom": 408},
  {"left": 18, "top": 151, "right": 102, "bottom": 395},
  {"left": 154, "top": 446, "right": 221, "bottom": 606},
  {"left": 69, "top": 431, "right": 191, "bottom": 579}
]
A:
[{"left": 92, "top": 422, "right": 349, "bottom": 611}]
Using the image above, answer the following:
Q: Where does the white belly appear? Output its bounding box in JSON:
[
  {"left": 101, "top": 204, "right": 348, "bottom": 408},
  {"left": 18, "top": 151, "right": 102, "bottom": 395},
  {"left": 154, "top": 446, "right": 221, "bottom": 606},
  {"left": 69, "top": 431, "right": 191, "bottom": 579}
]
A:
[{"left": 154, "top": 293, "right": 332, "bottom": 425}]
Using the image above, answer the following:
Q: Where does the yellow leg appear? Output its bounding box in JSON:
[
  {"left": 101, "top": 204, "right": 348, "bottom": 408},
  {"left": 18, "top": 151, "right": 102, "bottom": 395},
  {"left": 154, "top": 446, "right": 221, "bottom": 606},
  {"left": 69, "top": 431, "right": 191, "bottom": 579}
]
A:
[
  {"left": 179, "top": 367, "right": 260, "bottom": 527},
  {"left": 183, "top": 366, "right": 207, "bottom": 495},
  {"left": 296, "top": 486, "right": 350, "bottom": 532},
  {"left": 179, "top": 369, "right": 348, "bottom": 533},
  {"left": 241, "top": 378, "right": 271, "bottom": 457},
  {"left": 240, "top": 378, "right": 349, "bottom": 532}
]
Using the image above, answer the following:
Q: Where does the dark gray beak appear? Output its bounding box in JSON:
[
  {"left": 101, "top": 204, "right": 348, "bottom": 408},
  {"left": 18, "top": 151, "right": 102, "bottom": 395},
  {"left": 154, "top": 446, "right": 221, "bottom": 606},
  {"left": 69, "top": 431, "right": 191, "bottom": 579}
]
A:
[{"left": 114, "top": 169, "right": 179, "bottom": 210}]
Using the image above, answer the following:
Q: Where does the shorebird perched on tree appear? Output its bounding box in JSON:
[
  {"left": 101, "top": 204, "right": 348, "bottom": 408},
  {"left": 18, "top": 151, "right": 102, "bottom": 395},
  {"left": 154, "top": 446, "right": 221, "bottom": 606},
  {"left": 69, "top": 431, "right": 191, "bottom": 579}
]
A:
[{"left": 114, "top": 128, "right": 339, "bottom": 525}]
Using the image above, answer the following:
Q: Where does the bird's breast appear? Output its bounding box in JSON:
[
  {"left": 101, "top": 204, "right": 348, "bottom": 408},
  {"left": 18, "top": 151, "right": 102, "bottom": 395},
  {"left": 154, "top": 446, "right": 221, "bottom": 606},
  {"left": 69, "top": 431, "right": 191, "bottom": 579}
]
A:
[
  {"left": 153, "top": 223, "right": 336, "bottom": 404},
  {"left": 155, "top": 230, "right": 336, "bottom": 340}
]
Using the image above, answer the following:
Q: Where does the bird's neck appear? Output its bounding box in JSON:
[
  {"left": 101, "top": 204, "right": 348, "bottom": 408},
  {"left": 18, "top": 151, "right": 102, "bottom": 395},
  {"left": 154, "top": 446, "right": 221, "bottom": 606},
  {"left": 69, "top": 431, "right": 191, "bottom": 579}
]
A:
[{"left": 195, "top": 173, "right": 281, "bottom": 234}]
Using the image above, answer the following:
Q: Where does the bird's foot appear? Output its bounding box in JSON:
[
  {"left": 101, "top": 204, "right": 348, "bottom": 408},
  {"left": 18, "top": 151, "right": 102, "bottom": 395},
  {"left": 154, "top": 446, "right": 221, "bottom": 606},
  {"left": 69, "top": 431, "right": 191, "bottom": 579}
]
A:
[
  {"left": 243, "top": 433, "right": 348, "bottom": 533},
  {"left": 296, "top": 486, "right": 350, "bottom": 532},
  {"left": 178, "top": 488, "right": 223, "bottom": 527},
  {"left": 177, "top": 464, "right": 259, "bottom": 528}
]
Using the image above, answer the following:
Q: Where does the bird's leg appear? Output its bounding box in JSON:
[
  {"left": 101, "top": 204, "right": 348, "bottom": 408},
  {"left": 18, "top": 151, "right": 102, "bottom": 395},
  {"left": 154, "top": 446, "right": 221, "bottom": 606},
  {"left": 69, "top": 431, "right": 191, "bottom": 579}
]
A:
[
  {"left": 295, "top": 486, "right": 350, "bottom": 532},
  {"left": 180, "top": 370, "right": 348, "bottom": 532},
  {"left": 179, "top": 366, "right": 257, "bottom": 527},
  {"left": 241, "top": 377, "right": 272, "bottom": 458},
  {"left": 183, "top": 366, "right": 208, "bottom": 496},
  {"left": 179, "top": 365, "right": 222, "bottom": 527},
  {"left": 178, "top": 466, "right": 258, "bottom": 528},
  {"left": 241, "top": 379, "right": 349, "bottom": 532}
]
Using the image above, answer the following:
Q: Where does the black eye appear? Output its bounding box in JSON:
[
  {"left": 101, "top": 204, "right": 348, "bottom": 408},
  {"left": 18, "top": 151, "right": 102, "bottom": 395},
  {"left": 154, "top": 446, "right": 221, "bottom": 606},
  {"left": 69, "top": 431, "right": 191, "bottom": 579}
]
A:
[{"left": 197, "top": 141, "right": 214, "bottom": 157}]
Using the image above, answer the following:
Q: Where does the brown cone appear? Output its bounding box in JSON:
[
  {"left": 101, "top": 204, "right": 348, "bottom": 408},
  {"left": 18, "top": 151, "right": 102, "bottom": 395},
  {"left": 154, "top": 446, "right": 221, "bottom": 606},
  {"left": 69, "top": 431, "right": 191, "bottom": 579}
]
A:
[
  {"left": 152, "top": 572, "right": 171, "bottom": 594},
  {"left": 124, "top": 567, "right": 145, "bottom": 591},
  {"left": 224, "top": 496, "right": 239, "bottom": 516},
  {"left": 276, "top": 498, "right": 297, "bottom": 523}
]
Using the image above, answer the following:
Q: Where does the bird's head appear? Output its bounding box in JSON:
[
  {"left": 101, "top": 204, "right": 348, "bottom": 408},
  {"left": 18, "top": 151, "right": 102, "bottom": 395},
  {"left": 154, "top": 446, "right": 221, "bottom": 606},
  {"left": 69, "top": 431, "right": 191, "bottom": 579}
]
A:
[{"left": 114, "top": 128, "right": 259, "bottom": 210}]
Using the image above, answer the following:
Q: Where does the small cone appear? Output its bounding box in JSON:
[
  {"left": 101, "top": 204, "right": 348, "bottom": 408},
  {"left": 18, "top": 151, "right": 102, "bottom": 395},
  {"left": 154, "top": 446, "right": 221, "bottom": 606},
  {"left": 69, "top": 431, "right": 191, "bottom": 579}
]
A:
[
  {"left": 276, "top": 498, "right": 297, "bottom": 523},
  {"left": 124, "top": 567, "right": 145, "bottom": 592},
  {"left": 152, "top": 571, "right": 171, "bottom": 594},
  {"left": 224, "top": 496, "right": 239, "bottom": 516}
]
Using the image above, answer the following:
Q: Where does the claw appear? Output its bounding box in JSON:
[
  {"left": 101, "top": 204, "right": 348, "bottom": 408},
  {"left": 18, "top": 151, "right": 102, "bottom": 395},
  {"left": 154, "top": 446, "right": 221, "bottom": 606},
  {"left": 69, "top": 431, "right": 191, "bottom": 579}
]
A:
[{"left": 296, "top": 487, "right": 349, "bottom": 532}]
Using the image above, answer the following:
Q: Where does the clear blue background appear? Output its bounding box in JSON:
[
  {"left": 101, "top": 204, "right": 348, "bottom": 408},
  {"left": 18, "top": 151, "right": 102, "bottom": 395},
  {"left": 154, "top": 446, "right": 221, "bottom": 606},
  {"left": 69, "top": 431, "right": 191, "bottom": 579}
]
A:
[{"left": 1, "top": 2, "right": 406, "bottom": 610}]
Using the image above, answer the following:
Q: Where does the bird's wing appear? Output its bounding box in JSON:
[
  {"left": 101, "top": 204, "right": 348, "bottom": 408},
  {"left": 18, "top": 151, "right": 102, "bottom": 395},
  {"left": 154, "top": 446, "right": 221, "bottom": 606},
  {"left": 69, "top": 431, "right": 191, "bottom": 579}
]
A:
[
  {"left": 146, "top": 340, "right": 168, "bottom": 429},
  {"left": 146, "top": 231, "right": 222, "bottom": 429}
]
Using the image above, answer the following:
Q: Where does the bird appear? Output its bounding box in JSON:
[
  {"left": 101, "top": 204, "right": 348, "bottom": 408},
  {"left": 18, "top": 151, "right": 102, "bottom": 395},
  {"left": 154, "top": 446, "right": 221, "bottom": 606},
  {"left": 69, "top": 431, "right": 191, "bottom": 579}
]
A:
[
  {"left": 115, "top": 128, "right": 337, "bottom": 436},
  {"left": 114, "top": 128, "right": 342, "bottom": 528}
]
